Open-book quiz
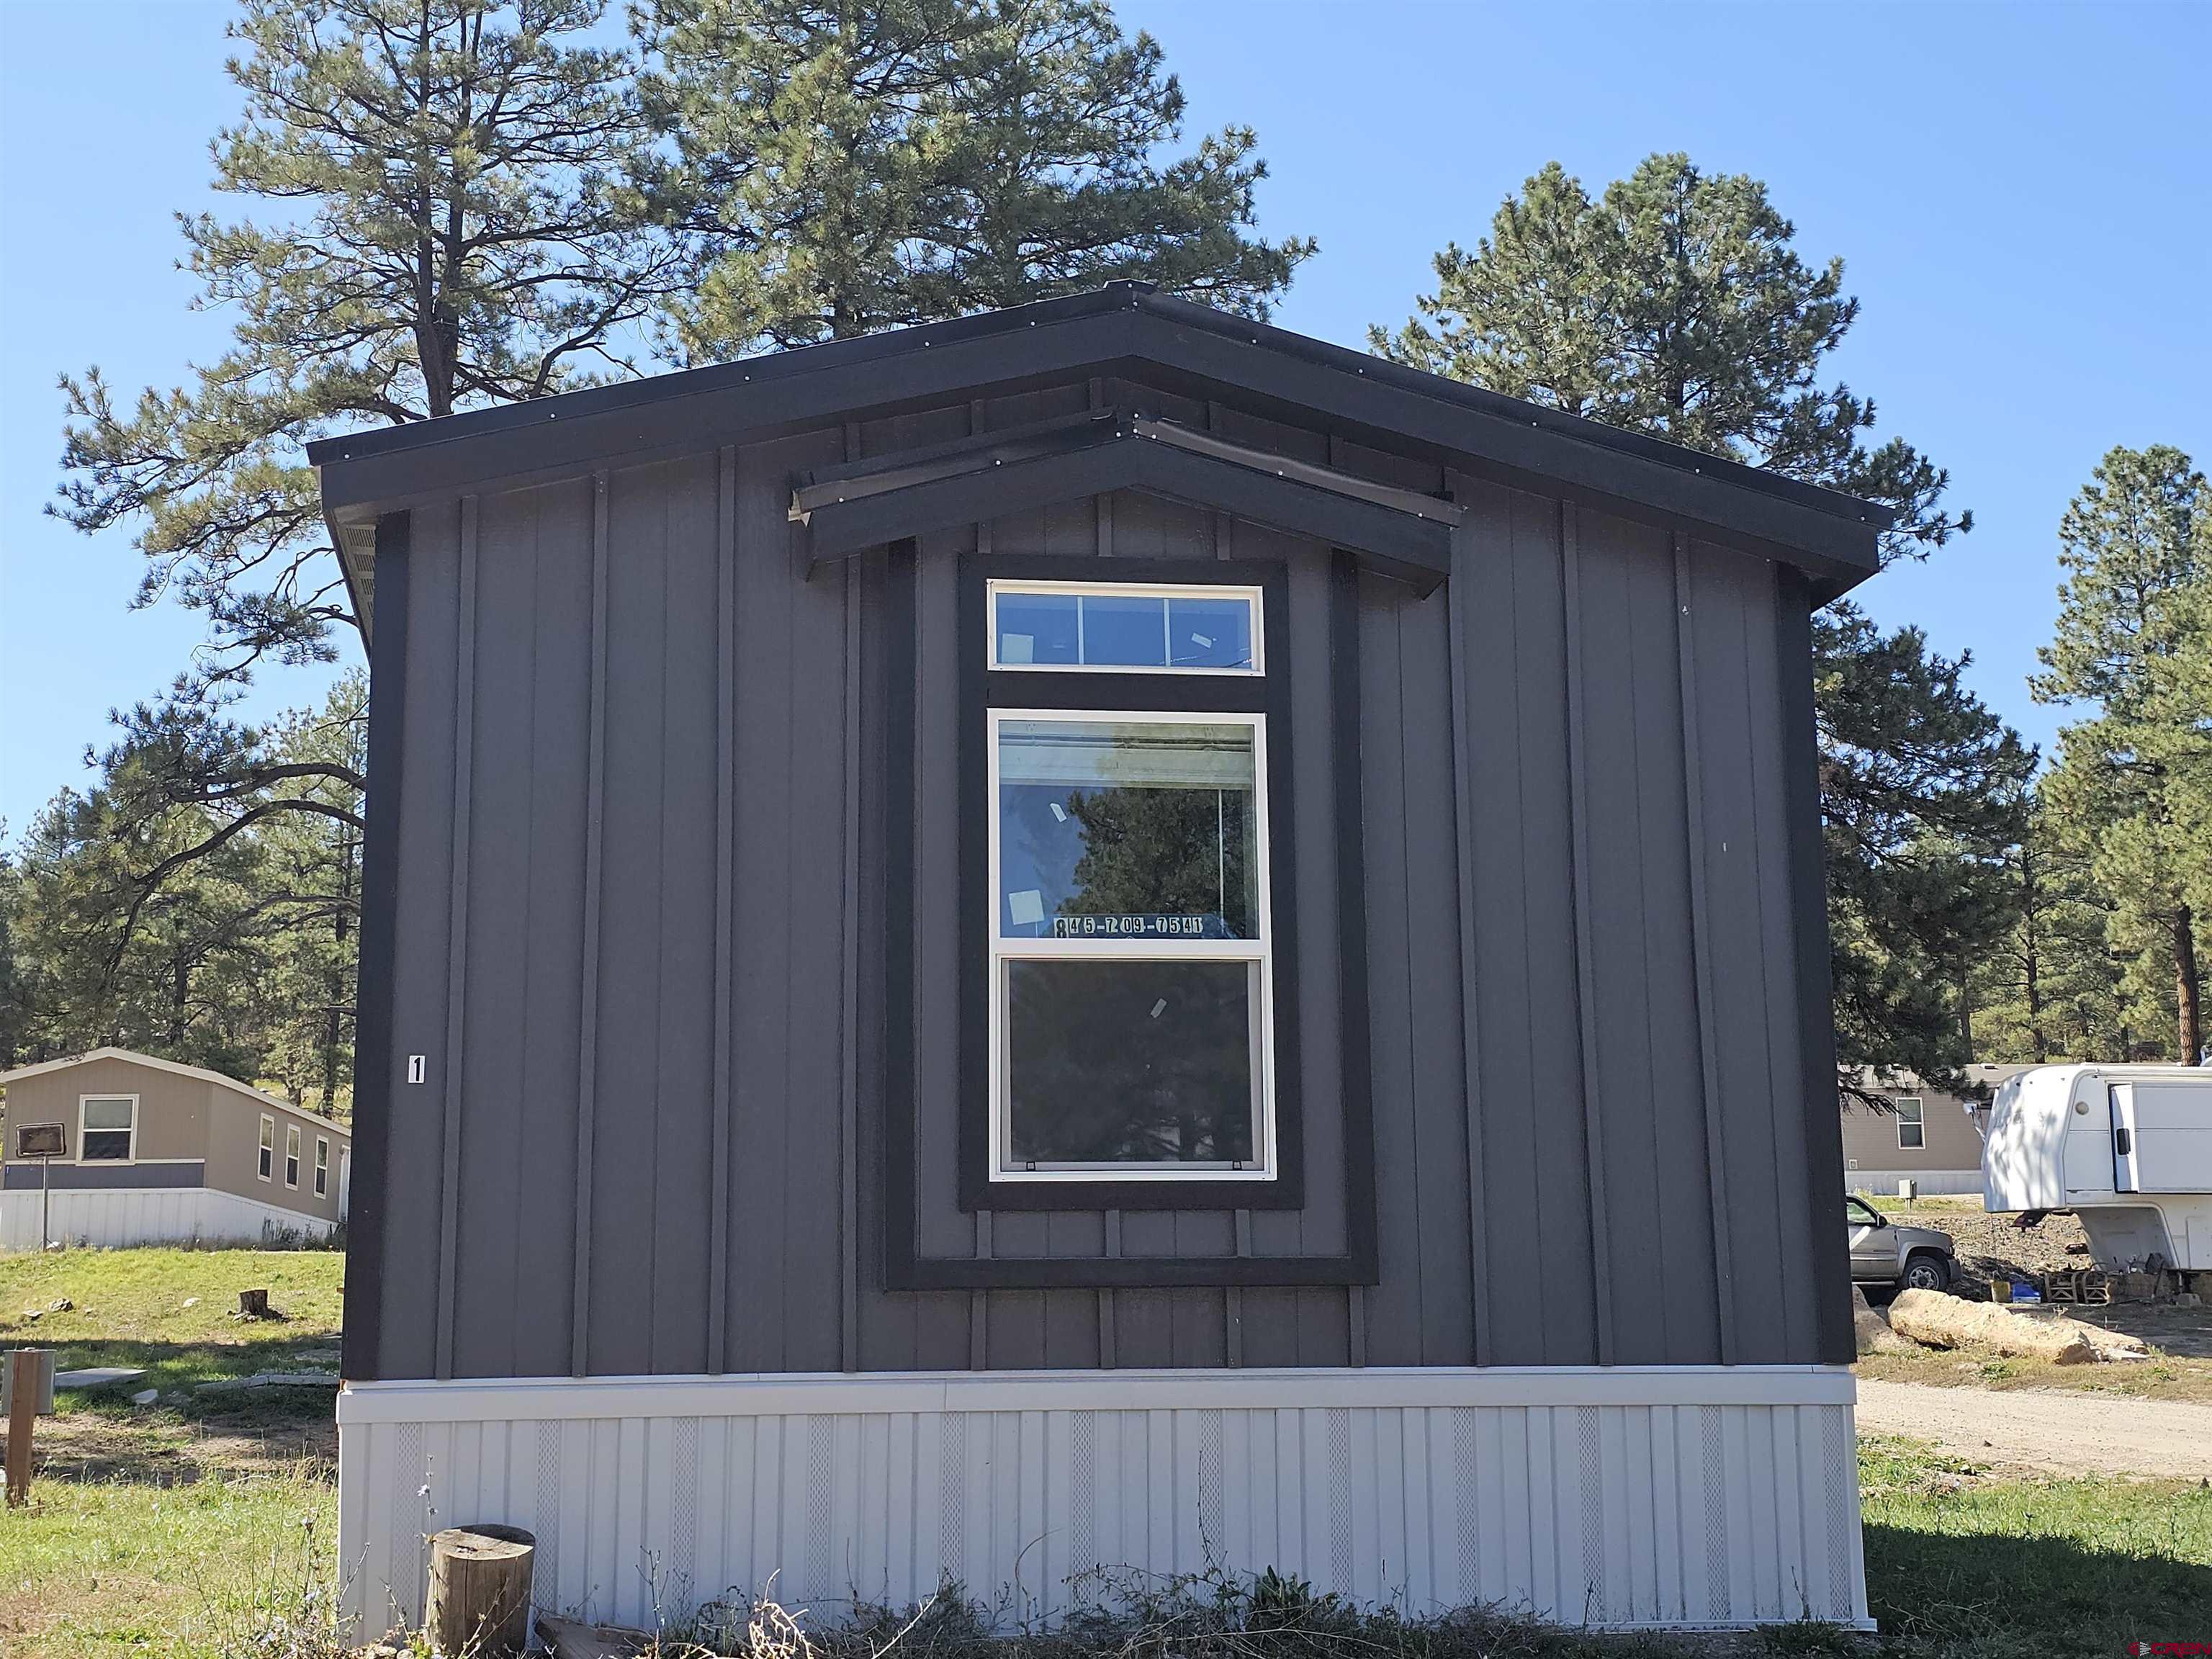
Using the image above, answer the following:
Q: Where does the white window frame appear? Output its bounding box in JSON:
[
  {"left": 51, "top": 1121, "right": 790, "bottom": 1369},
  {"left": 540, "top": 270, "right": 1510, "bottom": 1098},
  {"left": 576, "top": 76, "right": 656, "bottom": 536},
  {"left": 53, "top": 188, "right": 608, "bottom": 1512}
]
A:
[
  {"left": 75, "top": 1094, "right": 139, "bottom": 1164},
  {"left": 984, "top": 704, "right": 1277, "bottom": 1184},
  {"left": 314, "top": 1136, "right": 331, "bottom": 1198},
  {"left": 258, "top": 1113, "right": 276, "bottom": 1181},
  {"left": 1895, "top": 1096, "right": 1925, "bottom": 1150},
  {"left": 284, "top": 1121, "right": 302, "bottom": 1188},
  {"left": 986, "top": 578, "right": 1265, "bottom": 675}
]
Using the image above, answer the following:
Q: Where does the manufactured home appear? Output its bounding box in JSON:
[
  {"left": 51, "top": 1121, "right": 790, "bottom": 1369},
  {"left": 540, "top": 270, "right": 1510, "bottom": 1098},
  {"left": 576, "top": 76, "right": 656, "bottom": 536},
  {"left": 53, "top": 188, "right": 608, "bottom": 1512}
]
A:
[
  {"left": 1984, "top": 1064, "right": 2212, "bottom": 1271},
  {"left": 313, "top": 284, "right": 1878, "bottom": 1634},
  {"left": 1838, "top": 1064, "right": 2026, "bottom": 1197},
  {"left": 0, "top": 1047, "right": 348, "bottom": 1248}
]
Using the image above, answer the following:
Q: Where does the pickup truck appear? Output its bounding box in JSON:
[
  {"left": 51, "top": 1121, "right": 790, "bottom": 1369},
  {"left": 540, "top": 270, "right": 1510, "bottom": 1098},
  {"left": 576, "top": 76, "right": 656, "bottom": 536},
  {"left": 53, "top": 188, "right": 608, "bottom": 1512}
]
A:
[{"left": 1846, "top": 1194, "right": 1955, "bottom": 1292}]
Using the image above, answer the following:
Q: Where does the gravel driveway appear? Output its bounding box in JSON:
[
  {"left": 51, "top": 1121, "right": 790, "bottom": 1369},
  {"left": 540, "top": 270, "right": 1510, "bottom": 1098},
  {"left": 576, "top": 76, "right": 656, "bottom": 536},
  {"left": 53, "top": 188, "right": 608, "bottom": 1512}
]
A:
[{"left": 1857, "top": 1377, "right": 2212, "bottom": 1480}]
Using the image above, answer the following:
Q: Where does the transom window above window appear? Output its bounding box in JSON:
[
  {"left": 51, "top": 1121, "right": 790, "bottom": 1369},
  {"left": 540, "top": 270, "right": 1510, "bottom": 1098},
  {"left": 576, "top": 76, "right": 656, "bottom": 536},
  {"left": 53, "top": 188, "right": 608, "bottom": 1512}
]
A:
[
  {"left": 988, "top": 707, "right": 1274, "bottom": 1182},
  {"left": 80, "top": 1096, "right": 135, "bottom": 1162},
  {"left": 989, "top": 580, "right": 1262, "bottom": 673}
]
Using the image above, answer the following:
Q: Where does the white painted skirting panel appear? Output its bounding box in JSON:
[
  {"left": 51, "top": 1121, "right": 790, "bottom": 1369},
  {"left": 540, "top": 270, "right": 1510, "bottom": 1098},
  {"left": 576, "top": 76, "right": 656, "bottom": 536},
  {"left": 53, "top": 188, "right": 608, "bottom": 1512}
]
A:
[
  {"left": 0, "top": 1186, "right": 336, "bottom": 1249},
  {"left": 337, "top": 1367, "right": 1868, "bottom": 1636},
  {"left": 1845, "top": 1169, "right": 1981, "bottom": 1197}
]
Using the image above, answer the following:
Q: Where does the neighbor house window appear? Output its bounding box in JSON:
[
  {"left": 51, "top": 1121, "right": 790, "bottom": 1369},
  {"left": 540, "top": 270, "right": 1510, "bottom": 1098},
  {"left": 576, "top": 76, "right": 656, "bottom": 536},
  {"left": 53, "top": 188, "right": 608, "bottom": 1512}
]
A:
[
  {"left": 314, "top": 1136, "right": 330, "bottom": 1198},
  {"left": 284, "top": 1123, "right": 302, "bottom": 1187},
  {"left": 258, "top": 1114, "right": 275, "bottom": 1180},
  {"left": 1896, "top": 1097, "right": 1925, "bottom": 1150},
  {"left": 984, "top": 579, "right": 1275, "bottom": 1184},
  {"left": 78, "top": 1096, "right": 136, "bottom": 1162}
]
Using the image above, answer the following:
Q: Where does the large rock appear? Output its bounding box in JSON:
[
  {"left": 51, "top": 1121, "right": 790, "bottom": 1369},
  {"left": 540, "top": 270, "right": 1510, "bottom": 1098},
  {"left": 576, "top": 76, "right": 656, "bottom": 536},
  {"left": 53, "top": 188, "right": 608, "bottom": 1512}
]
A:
[
  {"left": 1888, "top": 1288, "right": 2098, "bottom": 1363},
  {"left": 1852, "top": 1287, "right": 1913, "bottom": 1355}
]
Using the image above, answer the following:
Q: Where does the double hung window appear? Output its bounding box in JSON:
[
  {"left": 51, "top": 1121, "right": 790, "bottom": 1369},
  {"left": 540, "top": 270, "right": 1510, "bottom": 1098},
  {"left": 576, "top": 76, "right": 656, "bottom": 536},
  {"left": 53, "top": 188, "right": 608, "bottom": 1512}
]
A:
[
  {"left": 79, "top": 1096, "right": 136, "bottom": 1162},
  {"left": 314, "top": 1136, "right": 331, "bottom": 1198},
  {"left": 285, "top": 1123, "right": 302, "bottom": 1187},
  {"left": 1895, "top": 1097, "right": 1925, "bottom": 1150},
  {"left": 984, "top": 579, "right": 1275, "bottom": 1185},
  {"left": 258, "top": 1115, "right": 276, "bottom": 1180}
]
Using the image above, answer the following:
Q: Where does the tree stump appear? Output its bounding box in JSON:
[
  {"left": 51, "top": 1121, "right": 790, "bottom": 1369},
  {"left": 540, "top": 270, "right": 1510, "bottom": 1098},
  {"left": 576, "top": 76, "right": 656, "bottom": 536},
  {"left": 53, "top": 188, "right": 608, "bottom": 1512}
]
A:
[
  {"left": 237, "top": 1288, "right": 270, "bottom": 1319},
  {"left": 426, "top": 1524, "right": 535, "bottom": 1658}
]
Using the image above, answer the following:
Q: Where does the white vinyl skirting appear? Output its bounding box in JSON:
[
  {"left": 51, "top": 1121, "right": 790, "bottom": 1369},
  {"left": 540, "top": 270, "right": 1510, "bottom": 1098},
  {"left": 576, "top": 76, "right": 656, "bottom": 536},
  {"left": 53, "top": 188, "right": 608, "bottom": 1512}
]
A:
[
  {"left": 1844, "top": 1169, "right": 1982, "bottom": 1197},
  {"left": 0, "top": 1185, "right": 336, "bottom": 1249},
  {"left": 337, "top": 1366, "right": 1869, "bottom": 1637}
]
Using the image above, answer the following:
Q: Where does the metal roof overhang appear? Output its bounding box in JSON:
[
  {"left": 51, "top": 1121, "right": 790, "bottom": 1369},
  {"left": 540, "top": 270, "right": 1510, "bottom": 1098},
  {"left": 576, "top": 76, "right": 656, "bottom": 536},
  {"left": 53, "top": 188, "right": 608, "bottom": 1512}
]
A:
[
  {"left": 314, "top": 284, "right": 1888, "bottom": 646},
  {"left": 788, "top": 406, "right": 1460, "bottom": 592}
]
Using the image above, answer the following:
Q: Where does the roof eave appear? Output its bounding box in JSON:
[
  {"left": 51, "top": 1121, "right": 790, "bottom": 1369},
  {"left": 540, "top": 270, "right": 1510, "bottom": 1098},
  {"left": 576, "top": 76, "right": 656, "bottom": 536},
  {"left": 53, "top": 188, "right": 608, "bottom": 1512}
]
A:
[{"left": 313, "top": 284, "right": 1885, "bottom": 605}]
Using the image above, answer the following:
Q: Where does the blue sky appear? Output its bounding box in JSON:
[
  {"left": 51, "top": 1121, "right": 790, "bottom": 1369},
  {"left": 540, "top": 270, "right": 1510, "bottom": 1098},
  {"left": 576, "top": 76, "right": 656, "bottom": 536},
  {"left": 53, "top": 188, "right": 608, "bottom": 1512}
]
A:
[{"left": 3, "top": 0, "right": 2207, "bottom": 840}]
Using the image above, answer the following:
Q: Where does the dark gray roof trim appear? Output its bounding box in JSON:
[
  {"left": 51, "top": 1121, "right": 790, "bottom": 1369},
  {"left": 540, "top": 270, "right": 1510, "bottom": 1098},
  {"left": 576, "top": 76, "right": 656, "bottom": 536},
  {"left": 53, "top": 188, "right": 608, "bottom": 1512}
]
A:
[
  {"left": 311, "top": 283, "right": 1887, "bottom": 598},
  {"left": 791, "top": 405, "right": 1459, "bottom": 591}
]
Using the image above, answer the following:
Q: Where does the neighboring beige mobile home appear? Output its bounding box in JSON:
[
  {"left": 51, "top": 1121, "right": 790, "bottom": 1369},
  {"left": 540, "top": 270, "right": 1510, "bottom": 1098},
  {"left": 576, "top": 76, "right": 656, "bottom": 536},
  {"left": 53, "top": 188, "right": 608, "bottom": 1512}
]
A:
[
  {"left": 0, "top": 1048, "right": 348, "bottom": 1248},
  {"left": 1839, "top": 1064, "right": 2028, "bottom": 1196}
]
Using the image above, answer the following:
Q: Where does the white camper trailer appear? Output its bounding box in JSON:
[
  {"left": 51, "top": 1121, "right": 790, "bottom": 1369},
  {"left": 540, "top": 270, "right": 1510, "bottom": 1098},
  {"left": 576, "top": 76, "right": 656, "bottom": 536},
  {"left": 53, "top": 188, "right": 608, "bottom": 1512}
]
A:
[{"left": 1983, "top": 1064, "right": 2212, "bottom": 1271}]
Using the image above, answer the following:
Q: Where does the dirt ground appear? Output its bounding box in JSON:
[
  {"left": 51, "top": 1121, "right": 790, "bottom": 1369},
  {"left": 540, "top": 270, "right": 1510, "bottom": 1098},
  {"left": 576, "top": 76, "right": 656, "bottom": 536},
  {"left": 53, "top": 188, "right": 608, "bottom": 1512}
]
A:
[
  {"left": 1875, "top": 1193, "right": 2100, "bottom": 1286},
  {"left": 30, "top": 1407, "right": 336, "bottom": 1485},
  {"left": 1856, "top": 1377, "right": 2212, "bottom": 1480}
]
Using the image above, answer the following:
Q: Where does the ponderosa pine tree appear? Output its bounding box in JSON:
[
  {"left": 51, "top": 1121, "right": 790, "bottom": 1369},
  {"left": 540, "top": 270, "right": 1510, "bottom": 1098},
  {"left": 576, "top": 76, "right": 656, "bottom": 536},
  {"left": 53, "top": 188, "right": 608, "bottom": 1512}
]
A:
[
  {"left": 1966, "top": 788, "right": 2133, "bottom": 1064},
  {"left": 637, "top": 0, "right": 1313, "bottom": 359},
  {"left": 2, "top": 679, "right": 367, "bottom": 1102},
  {"left": 46, "top": 1, "right": 680, "bottom": 1076},
  {"left": 56, "top": 0, "right": 680, "bottom": 691},
  {"left": 2033, "top": 444, "right": 2212, "bottom": 1064},
  {"left": 1374, "top": 154, "right": 2031, "bottom": 1095}
]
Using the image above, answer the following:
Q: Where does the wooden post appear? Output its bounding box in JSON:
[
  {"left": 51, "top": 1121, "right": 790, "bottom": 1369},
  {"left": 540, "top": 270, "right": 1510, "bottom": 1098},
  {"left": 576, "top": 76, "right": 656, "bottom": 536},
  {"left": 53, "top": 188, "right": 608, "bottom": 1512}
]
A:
[
  {"left": 237, "top": 1288, "right": 270, "bottom": 1319},
  {"left": 426, "top": 1524, "right": 535, "bottom": 1658},
  {"left": 5, "top": 1350, "right": 39, "bottom": 1507}
]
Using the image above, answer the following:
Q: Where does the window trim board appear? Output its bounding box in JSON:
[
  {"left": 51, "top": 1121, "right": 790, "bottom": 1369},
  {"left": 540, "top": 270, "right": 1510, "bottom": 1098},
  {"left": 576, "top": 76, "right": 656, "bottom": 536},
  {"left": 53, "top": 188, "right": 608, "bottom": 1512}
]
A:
[
  {"left": 961, "top": 556, "right": 1305, "bottom": 1212},
  {"left": 881, "top": 544, "right": 1379, "bottom": 1290}
]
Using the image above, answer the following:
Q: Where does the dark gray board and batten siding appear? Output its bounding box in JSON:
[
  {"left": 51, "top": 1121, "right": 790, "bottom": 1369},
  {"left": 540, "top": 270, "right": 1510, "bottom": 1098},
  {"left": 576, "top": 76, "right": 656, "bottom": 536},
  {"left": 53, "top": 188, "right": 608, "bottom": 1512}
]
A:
[{"left": 343, "top": 382, "right": 1851, "bottom": 1383}]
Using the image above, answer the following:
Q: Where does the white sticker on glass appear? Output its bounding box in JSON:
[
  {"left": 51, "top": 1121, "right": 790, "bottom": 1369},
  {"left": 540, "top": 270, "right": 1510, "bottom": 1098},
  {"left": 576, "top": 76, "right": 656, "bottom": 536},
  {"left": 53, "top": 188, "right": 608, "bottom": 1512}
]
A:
[
  {"left": 1007, "top": 889, "right": 1046, "bottom": 927},
  {"left": 1002, "top": 633, "right": 1035, "bottom": 664}
]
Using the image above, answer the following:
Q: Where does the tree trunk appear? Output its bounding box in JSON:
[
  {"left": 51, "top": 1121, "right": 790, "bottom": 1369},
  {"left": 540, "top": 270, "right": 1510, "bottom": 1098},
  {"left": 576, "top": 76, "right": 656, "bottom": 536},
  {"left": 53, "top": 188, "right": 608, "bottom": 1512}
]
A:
[
  {"left": 1957, "top": 952, "right": 1974, "bottom": 1052},
  {"left": 2178, "top": 904, "right": 2203, "bottom": 1064},
  {"left": 2020, "top": 845, "right": 2046, "bottom": 1061},
  {"left": 1888, "top": 1289, "right": 2096, "bottom": 1363},
  {"left": 426, "top": 1524, "right": 535, "bottom": 1659}
]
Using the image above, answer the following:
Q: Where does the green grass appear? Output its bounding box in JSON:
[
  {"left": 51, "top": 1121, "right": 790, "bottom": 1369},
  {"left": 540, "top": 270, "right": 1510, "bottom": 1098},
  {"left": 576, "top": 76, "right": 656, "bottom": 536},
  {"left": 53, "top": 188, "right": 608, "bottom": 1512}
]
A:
[
  {"left": 0, "top": 1461, "right": 339, "bottom": 1658},
  {"left": 0, "top": 1246, "right": 343, "bottom": 1425},
  {"left": 2, "top": 1251, "right": 2206, "bottom": 1657},
  {"left": 1859, "top": 1435, "right": 2212, "bottom": 1657}
]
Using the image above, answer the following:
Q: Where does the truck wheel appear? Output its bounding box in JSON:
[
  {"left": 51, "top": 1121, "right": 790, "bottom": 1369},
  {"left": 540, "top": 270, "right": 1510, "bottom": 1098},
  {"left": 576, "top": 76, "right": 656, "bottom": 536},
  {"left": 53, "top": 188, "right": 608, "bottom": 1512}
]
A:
[{"left": 1902, "top": 1252, "right": 1951, "bottom": 1292}]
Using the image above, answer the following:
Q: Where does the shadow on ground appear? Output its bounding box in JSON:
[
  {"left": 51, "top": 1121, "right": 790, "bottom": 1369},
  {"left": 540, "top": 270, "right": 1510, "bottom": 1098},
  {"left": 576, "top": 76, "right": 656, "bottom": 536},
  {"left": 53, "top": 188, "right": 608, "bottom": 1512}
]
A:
[
  {"left": 33, "top": 1333, "right": 338, "bottom": 1421},
  {"left": 1863, "top": 1512, "right": 2212, "bottom": 1656}
]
